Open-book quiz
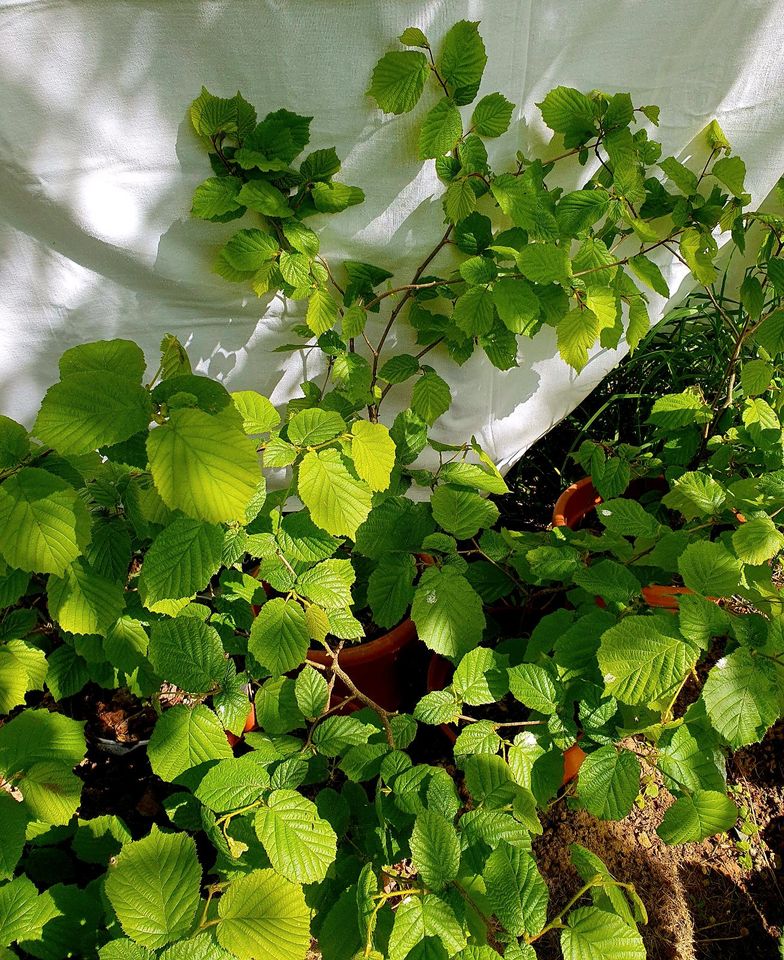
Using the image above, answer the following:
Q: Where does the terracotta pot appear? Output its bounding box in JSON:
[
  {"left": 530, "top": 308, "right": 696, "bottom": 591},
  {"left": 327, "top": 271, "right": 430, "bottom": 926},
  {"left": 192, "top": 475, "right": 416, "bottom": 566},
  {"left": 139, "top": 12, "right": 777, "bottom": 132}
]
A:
[
  {"left": 552, "top": 476, "right": 603, "bottom": 529},
  {"left": 426, "top": 653, "right": 582, "bottom": 787},
  {"left": 307, "top": 618, "right": 419, "bottom": 712}
]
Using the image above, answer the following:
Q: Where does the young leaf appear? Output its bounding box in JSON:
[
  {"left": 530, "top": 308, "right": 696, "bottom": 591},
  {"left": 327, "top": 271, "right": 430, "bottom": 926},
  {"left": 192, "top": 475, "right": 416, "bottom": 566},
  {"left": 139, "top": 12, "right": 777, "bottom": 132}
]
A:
[
  {"left": 557, "top": 308, "right": 600, "bottom": 372},
  {"left": 438, "top": 20, "right": 487, "bottom": 103},
  {"left": 306, "top": 289, "right": 340, "bottom": 335},
  {"left": 517, "top": 243, "right": 571, "bottom": 284},
  {"left": 351, "top": 421, "right": 396, "bottom": 492},
  {"left": 444, "top": 179, "right": 477, "bottom": 223},
  {"left": 367, "top": 51, "right": 429, "bottom": 114},
  {"left": 298, "top": 449, "right": 373, "bottom": 537},
  {"left": 411, "top": 371, "right": 452, "bottom": 425},
  {"left": 537, "top": 87, "right": 596, "bottom": 146},
  {"left": 191, "top": 176, "right": 243, "bottom": 219},
  {"left": 147, "top": 705, "right": 232, "bottom": 781},
  {"left": 287, "top": 408, "right": 345, "bottom": 447},
  {"left": 139, "top": 518, "right": 224, "bottom": 607},
  {"left": 561, "top": 907, "right": 645, "bottom": 960},
  {"left": 295, "top": 666, "right": 329, "bottom": 719},
  {"left": 410, "top": 810, "right": 460, "bottom": 890},
  {"left": 232, "top": 391, "right": 281, "bottom": 435},
  {"left": 148, "top": 617, "right": 226, "bottom": 693},
  {"left": 237, "top": 180, "right": 292, "bottom": 218},
  {"left": 387, "top": 894, "right": 466, "bottom": 960},
  {"left": 216, "top": 869, "right": 310, "bottom": 960},
  {"left": 105, "top": 828, "right": 201, "bottom": 949}
]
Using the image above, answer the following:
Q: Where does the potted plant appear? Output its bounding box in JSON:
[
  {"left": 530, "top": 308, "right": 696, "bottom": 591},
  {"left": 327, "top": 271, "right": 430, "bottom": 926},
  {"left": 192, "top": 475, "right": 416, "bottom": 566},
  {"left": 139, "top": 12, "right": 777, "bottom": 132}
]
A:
[{"left": 0, "top": 18, "right": 780, "bottom": 960}]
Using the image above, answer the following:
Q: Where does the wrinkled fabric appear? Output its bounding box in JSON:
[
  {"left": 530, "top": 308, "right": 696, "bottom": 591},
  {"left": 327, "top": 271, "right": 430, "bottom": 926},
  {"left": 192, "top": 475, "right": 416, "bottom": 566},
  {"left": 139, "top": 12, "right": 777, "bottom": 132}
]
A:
[{"left": 1, "top": 0, "right": 783, "bottom": 471}]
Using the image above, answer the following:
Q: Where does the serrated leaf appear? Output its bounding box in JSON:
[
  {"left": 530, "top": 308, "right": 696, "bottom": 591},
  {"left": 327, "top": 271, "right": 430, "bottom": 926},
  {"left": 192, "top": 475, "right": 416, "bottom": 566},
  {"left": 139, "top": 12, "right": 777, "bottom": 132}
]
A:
[
  {"left": 702, "top": 648, "right": 780, "bottom": 747},
  {"left": 731, "top": 515, "right": 784, "bottom": 565},
  {"left": 431, "top": 485, "right": 499, "bottom": 540},
  {"left": 105, "top": 827, "right": 201, "bottom": 949},
  {"left": 148, "top": 617, "right": 226, "bottom": 693},
  {"left": 249, "top": 599, "right": 310, "bottom": 676},
  {"left": 419, "top": 98, "right": 462, "bottom": 159},
  {"left": 598, "top": 615, "right": 699, "bottom": 706},
  {"left": 557, "top": 307, "right": 600, "bottom": 372},
  {"left": 351, "top": 421, "right": 396, "bottom": 492},
  {"left": 147, "top": 705, "right": 232, "bottom": 782},
  {"left": 657, "top": 790, "right": 737, "bottom": 844},
  {"left": 222, "top": 229, "right": 278, "bottom": 272},
  {"left": 507, "top": 663, "right": 560, "bottom": 714},
  {"left": 453, "top": 285, "right": 495, "bottom": 335},
  {"left": 662, "top": 472, "right": 725, "bottom": 520},
  {"left": 0, "top": 876, "right": 57, "bottom": 947},
  {"left": 47, "top": 560, "right": 124, "bottom": 636},
  {"left": 0, "top": 794, "right": 29, "bottom": 881},
  {"left": 678, "top": 541, "right": 741, "bottom": 597},
  {"left": 216, "top": 869, "right": 310, "bottom": 960},
  {"left": 485, "top": 843, "right": 548, "bottom": 937},
  {"left": 294, "top": 666, "right": 329, "bottom": 719},
  {"left": 237, "top": 180, "right": 291, "bottom": 218},
  {"left": 740, "top": 359, "right": 773, "bottom": 397},
  {"left": 34, "top": 372, "right": 151, "bottom": 455},
  {"left": 472, "top": 92, "right": 514, "bottom": 137},
  {"left": 411, "top": 565, "right": 485, "bottom": 657},
  {"left": 443, "top": 179, "right": 477, "bottom": 223},
  {"left": 561, "top": 906, "right": 645, "bottom": 960},
  {"left": 368, "top": 50, "right": 429, "bottom": 114},
  {"left": 628, "top": 254, "right": 670, "bottom": 298},
  {"left": 492, "top": 277, "right": 540, "bottom": 335},
  {"left": 195, "top": 754, "right": 272, "bottom": 813},
  {"left": 191, "top": 176, "right": 243, "bottom": 219},
  {"left": 254, "top": 789, "right": 337, "bottom": 883},
  {"left": 367, "top": 554, "right": 417, "bottom": 629},
  {"left": 596, "top": 499, "right": 660, "bottom": 539},
  {"left": 0, "top": 468, "right": 89, "bottom": 576},
  {"left": 410, "top": 811, "right": 460, "bottom": 890},
  {"left": 148, "top": 409, "right": 260, "bottom": 524},
  {"left": 439, "top": 20, "right": 487, "bottom": 101},
  {"left": 298, "top": 448, "right": 372, "bottom": 537},
  {"left": 576, "top": 746, "right": 640, "bottom": 820},
  {"left": 311, "top": 182, "right": 365, "bottom": 214},
  {"left": 537, "top": 87, "right": 596, "bottom": 145},
  {"left": 306, "top": 289, "right": 340, "bottom": 335},
  {"left": 453, "top": 647, "right": 507, "bottom": 705},
  {"left": 287, "top": 408, "right": 345, "bottom": 447},
  {"left": 388, "top": 894, "right": 466, "bottom": 960},
  {"left": 139, "top": 518, "right": 224, "bottom": 608},
  {"left": 411, "top": 372, "right": 452, "bottom": 425}
]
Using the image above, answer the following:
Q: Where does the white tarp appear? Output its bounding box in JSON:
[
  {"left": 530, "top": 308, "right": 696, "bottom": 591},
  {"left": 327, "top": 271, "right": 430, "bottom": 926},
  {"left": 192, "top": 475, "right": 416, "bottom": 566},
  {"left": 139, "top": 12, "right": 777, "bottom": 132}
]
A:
[{"left": 2, "top": 0, "right": 784, "bottom": 471}]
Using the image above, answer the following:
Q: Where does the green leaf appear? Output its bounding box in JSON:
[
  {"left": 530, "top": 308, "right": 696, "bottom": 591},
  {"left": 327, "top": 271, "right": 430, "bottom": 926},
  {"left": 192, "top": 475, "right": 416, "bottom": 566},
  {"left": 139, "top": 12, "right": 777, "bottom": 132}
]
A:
[
  {"left": 678, "top": 541, "right": 741, "bottom": 597},
  {"left": 368, "top": 50, "right": 429, "bottom": 114},
  {"left": 254, "top": 789, "right": 337, "bottom": 883},
  {"left": 147, "top": 705, "right": 232, "bottom": 781},
  {"left": 556, "top": 189, "right": 610, "bottom": 236},
  {"left": 0, "top": 876, "right": 57, "bottom": 948},
  {"left": 573, "top": 559, "right": 641, "bottom": 604},
  {"left": 388, "top": 894, "right": 466, "bottom": 960},
  {"left": 306, "top": 289, "right": 340, "bottom": 336},
  {"left": 518, "top": 243, "right": 571, "bottom": 283},
  {"left": 72, "top": 815, "right": 131, "bottom": 865},
  {"left": 712, "top": 155, "right": 747, "bottom": 198},
  {"left": 453, "top": 647, "right": 507, "bottom": 705},
  {"left": 58, "top": 338, "right": 145, "bottom": 380},
  {"left": 0, "top": 794, "right": 28, "bottom": 881},
  {"left": 740, "top": 359, "right": 773, "bottom": 397},
  {"left": 596, "top": 499, "right": 660, "bottom": 539},
  {"left": 411, "top": 565, "right": 485, "bottom": 657},
  {"left": 367, "top": 554, "right": 417, "bottom": 629},
  {"left": 231, "top": 391, "right": 280, "bottom": 436},
  {"left": 139, "top": 519, "right": 224, "bottom": 609},
  {"left": 647, "top": 392, "right": 711, "bottom": 429},
  {"left": 472, "top": 92, "right": 514, "bottom": 137},
  {"left": 237, "top": 180, "right": 291, "bottom": 218},
  {"left": 297, "top": 559, "right": 354, "bottom": 608},
  {"left": 492, "top": 278, "right": 539, "bottom": 335},
  {"left": 191, "top": 176, "right": 243, "bottom": 219},
  {"left": 399, "top": 26, "right": 429, "bottom": 47},
  {"left": 378, "top": 355, "right": 420, "bottom": 385},
  {"left": 411, "top": 372, "right": 452, "bottom": 425},
  {"left": 485, "top": 843, "right": 548, "bottom": 937},
  {"left": 453, "top": 286, "right": 495, "bottom": 335},
  {"left": 194, "top": 754, "right": 271, "bottom": 813},
  {"left": 147, "top": 409, "right": 260, "bottom": 524},
  {"left": 439, "top": 20, "right": 487, "bottom": 102},
  {"left": 443, "top": 178, "right": 477, "bottom": 224},
  {"left": 311, "top": 182, "right": 365, "bottom": 213},
  {"left": 105, "top": 827, "right": 201, "bottom": 949},
  {"left": 410, "top": 811, "right": 460, "bottom": 890},
  {"left": 732, "top": 515, "right": 784, "bottom": 564},
  {"left": 148, "top": 617, "right": 225, "bottom": 693},
  {"left": 419, "top": 98, "right": 462, "bottom": 159},
  {"left": 0, "top": 415, "right": 29, "bottom": 470},
  {"left": 576, "top": 746, "right": 640, "bottom": 820},
  {"left": 561, "top": 907, "right": 645, "bottom": 960},
  {"left": 45, "top": 644, "right": 90, "bottom": 700},
  {"left": 33, "top": 372, "right": 151, "bottom": 455},
  {"left": 0, "top": 468, "right": 89, "bottom": 576},
  {"left": 557, "top": 308, "right": 600, "bottom": 372},
  {"left": 659, "top": 156, "right": 698, "bottom": 195},
  {"left": 507, "top": 663, "right": 560, "bottom": 714},
  {"left": 537, "top": 87, "right": 596, "bottom": 146},
  {"left": 657, "top": 790, "right": 737, "bottom": 844},
  {"left": 658, "top": 724, "right": 726, "bottom": 794},
  {"left": 628, "top": 254, "right": 670, "bottom": 298},
  {"left": 431, "top": 485, "right": 499, "bottom": 539},
  {"left": 752, "top": 309, "right": 784, "bottom": 356},
  {"left": 298, "top": 448, "right": 373, "bottom": 538},
  {"left": 216, "top": 870, "right": 310, "bottom": 960},
  {"left": 294, "top": 666, "right": 329, "bottom": 719},
  {"left": 47, "top": 560, "right": 124, "bottom": 636},
  {"left": 351, "top": 421, "right": 396, "bottom": 492},
  {"left": 679, "top": 228, "right": 716, "bottom": 286},
  {"left": 662, "top": 471, "right": 726, "bottom": 520},
  {"left": 598, "top": 615, "right": 699, "bottom": 706},
  {"left": 222, "top": 229, "right": 278, "bottom": 272},
  {"left": 249, "top": 598, "right": 310, "bottom": 676},
  {"left": 288, "top": 409, "right": 345, "bottom": 447},
  {"left": 702, "top": 647, "right": 780, "bottom": 747}
]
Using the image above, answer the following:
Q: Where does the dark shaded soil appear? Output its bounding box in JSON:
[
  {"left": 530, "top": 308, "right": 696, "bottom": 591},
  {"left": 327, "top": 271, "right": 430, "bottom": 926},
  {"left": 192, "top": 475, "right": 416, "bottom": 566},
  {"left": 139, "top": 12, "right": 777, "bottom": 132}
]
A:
[{"left": 533, "top": 725, "right": 784, "bottom": 960}]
